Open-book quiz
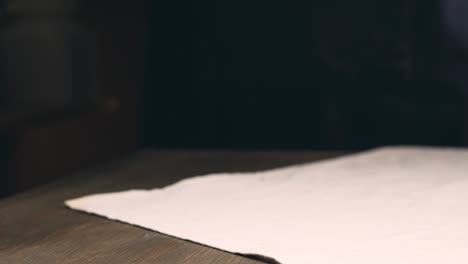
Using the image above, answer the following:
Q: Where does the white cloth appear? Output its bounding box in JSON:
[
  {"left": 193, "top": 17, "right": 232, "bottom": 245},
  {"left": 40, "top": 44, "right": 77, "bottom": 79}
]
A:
[{"left": 65, "top": 147, "right": 468, "bottom": 264}]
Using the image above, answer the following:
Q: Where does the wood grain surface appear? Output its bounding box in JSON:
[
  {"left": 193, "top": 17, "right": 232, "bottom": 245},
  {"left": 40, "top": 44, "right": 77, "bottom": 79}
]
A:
[{"left": 0, "top": 150, "right": 347, "bottom": 264}]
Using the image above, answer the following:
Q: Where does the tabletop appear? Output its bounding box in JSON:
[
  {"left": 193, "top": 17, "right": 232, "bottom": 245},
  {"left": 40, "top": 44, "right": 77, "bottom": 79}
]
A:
[{"left": 0, "top": 150, "right": 347, "bottom": 264}]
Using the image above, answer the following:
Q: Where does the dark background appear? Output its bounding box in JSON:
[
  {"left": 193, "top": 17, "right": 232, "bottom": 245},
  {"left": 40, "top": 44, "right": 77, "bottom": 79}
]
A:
[
  {"left": 144, "top": 0, "right": 467, "bottom": 149},
  {"left": 1, "top": 0, "right": 468, "bottom": 196}
]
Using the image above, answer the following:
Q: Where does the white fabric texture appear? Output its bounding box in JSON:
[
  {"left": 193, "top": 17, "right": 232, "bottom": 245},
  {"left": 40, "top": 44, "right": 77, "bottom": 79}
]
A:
[{"left": 65, "top": 147, "right": 468, "bottom": 264}]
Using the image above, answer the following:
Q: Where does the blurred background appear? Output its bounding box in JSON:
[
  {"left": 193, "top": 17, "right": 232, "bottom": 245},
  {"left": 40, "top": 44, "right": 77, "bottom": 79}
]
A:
[{"left": 1, "top": 0, "right": 467, "bottom": 196}]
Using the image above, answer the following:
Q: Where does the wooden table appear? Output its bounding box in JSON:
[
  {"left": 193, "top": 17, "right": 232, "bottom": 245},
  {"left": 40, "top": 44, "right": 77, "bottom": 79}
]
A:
[{"left": 0, "top": 150, "right": 346, "bottom": 264}]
